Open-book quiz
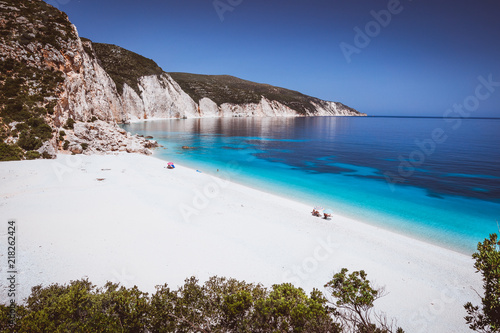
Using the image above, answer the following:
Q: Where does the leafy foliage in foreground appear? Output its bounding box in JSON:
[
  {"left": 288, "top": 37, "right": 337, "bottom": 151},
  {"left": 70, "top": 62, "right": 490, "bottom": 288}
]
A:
[
  {"left": 0, "top": 271, "right": 405, "bottom": 333},
  {"left": 465, "top": 233, "right": 500, "bottom": 332}
]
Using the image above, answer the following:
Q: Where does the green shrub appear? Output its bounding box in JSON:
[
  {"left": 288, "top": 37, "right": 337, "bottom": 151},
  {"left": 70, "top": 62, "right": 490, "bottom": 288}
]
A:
[
  {"left": 63, "top": 140, "right": 69, "bottom": 150},
  {"left": 17, "top": 131, "right": 43, "bottom": 151},
  {"left": 14, "top": 122, "right": 28, "bottom": 132},
  {"left": 81, "top": 142, "right": 88, "bottom": 150},
  {"left": 465, "top": 233, "right": 500, "bottom": 332},
  {"left": 25, "top": 150, "right": 41, "bottom": 160},
  {"left": 1, "top": 77, "right": 25, "bottom": 98},
  {"left": 64, "top": 118, "right": 75, "bottom": 130},
  {"left": 0, "top": 142, "right": 23, "bottom": 161},
  {"left": 41, "top": 151, "right": 53, "bottom": 159},
  {"left": 2, "top": 102, "right": 29, "bottom": 122}
]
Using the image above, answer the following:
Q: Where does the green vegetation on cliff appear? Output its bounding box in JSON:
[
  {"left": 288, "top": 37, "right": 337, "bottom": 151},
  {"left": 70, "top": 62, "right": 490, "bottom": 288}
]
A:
[
  {"left": 90, "top": 42, "right": 164, "bottom": 96},
  {"left": 87, "top": 42, "right": 360, "bottom": 116},
  {"left": 168, "top": 72, "right": 359, "bottom": 115},
  {"left": 0, "top": 56, "right": 62, "bottom": 160},
  {"left": 0, "top": 0, "right": 76, "bottom": 160}
]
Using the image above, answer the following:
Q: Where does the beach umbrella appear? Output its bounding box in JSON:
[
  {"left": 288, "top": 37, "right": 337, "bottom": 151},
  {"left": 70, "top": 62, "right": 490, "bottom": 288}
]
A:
[
  {"left": 167, "top": 162, "right": 174, "bottom": 166},
  {"left": 323, "top": 209, "right": 333, "bottom": 215}
]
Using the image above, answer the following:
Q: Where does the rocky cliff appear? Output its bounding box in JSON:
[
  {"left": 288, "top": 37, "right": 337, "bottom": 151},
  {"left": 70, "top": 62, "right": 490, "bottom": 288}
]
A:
[
  {"left": 0, "top": 0, "right": 364, "bottom": 161},
  {"left": 90, "top": 42, "right": 365, "bottom": 122},
  {"left": 0, "top": 0, "right": 157, "bottom": 160}
]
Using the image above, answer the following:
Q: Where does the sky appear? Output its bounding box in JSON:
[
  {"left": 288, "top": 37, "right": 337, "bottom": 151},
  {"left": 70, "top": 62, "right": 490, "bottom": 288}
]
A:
[{"left": 47, "top": 0, "right": 500, "bottom": 117}]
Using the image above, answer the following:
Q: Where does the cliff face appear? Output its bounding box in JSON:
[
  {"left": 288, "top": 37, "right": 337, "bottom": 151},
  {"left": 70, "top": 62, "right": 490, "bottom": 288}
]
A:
[
  {"left": 119, "top": 76, "right": 363, "bottom": 121},
  {"left": 0, "top": 0, "right": 364, "bottom": 161},
  {"left": 55, "top": 38, "right": 122, "bottom": 125},
  {"left": 0, "top": 0, "right": 157, "bottom": 160},
  {"left": 90, "top": 43, "right": 366, "bottom": 122},
  {"left": 120, "top": 73, "right": 198, "bottom": 121}
]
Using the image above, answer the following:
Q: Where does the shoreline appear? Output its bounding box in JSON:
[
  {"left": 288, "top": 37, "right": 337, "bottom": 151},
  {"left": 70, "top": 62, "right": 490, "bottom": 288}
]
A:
[
  {"left": 123, "top": 114, "right": 368, "bottom": 124},
  {"left": 151, "top": 149, "right": 484, "bottom": 256},
  {"left": 0, "top": 153, "right": 483, "bottom": 332}
]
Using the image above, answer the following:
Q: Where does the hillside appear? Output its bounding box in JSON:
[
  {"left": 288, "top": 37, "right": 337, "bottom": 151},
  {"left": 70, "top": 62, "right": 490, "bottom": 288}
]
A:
[
  {"left": 168, "top": 72, "right": 358, "bottom": 116},
  {"left": 0, "top": 0, "right": 157, "bottom": 161},
  {"left": 0, "top": 0, "right": 74, "bottom": 160},
  {"left": 90, "top": 41, "right": 163, "bottom": 96},
  {"left": 0, "top": 0, "right": 364, "bottom": 161},
  {"left": 90, "top": 42, "right": 362, "bottom": 116}
]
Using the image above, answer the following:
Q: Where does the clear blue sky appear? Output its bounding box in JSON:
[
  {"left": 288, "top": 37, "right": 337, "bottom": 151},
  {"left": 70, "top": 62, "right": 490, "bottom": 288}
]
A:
[{"left": 47, "top": 0, "right": 500, "bottom": 117}]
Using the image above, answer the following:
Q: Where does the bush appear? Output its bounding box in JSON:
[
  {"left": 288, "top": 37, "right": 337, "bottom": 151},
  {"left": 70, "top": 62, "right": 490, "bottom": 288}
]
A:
[
  {"left": 27, "top": 118, "right": 53, "bottom": 141},
  {"left": 64, "top": 118, "right": 75, "bottom": 130},
  {"left": 41, "top": 151, "right": 53, "bottom": 159},
  {"left": 2, "top": 102, "right": 29, "bottom": 122},
  {"left": 63, "top": 140, "right": 69, "bottom": 150},
  {"left": 464, "top": 233, "right": 500, "bottom": 332},
  {"left": 25, "top": 150, "right": 41, "bottom": 160},
  {"left": 0, "top": 276, "right": 353, "bottom": 332},
  {"left": 0, "top": 142, "right": 23, "bottom": 161},
  {"left": 81, "top": 142, "right": 88, "bottom": 150},
  {"left": 17, "top": 131, "right": 42, "bottom": 151}
]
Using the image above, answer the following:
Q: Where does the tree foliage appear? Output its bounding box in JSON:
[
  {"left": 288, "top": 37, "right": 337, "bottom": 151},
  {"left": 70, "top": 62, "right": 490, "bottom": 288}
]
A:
[
  {"left": 465, "top": 233, "right": 500, "bottom": 332},
  {"left": 324, "top": 268, "right": 404, "bottom": 333},
  {"left": 0, "top": 271, "right": 402, "bottom": 333}
]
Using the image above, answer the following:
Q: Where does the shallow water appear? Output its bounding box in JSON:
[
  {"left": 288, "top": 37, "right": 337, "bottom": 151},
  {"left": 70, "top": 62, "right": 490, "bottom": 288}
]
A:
[{"left": 123, "top": 116, "right": 500, "bottom": 254}]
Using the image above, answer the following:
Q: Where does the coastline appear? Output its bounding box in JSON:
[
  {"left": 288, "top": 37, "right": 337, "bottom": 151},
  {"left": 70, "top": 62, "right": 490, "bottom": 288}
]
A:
[{"left": 0, "top": 153, "right": 482, "bottom": 332}]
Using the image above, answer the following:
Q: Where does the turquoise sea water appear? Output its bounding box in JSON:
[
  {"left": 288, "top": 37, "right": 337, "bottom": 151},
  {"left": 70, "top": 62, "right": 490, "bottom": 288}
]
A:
[{"left": 122, "top": 117, "right": 500, "bottom": 254}]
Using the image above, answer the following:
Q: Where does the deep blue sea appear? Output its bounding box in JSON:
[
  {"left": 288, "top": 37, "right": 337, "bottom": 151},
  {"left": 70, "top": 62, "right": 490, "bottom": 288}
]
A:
[{"left": 122, "top": 116, "right": 500, "bottom": 254}]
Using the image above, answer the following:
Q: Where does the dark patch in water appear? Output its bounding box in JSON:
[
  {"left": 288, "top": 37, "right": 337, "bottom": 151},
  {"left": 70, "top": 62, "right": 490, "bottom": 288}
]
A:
[
  {"left": 221, "top": 146, "right": 245, "bottom": 150},
  {"left": 427, "top": 192, "right": 445, "bottom": 199}
]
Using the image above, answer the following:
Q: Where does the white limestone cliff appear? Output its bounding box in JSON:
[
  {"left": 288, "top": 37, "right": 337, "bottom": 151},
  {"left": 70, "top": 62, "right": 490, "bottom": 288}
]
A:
[
  {"left": 121, "top": 74, "right": 198, "bottom": 121},
  {"left": 55, "top": 37, "right": 125, "bottom": 125},
  {"left": 119, "top": 78, "right": 364, "bottom": 121},
  {"left": 1, "top": 0, "right": 364, "bottom": 160}
]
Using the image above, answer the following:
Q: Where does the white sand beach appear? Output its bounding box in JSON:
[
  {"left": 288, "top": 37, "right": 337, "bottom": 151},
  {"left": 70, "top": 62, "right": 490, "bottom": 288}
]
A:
[{"left": 0, "top": 153, "right": 482, "bottom": 332}]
